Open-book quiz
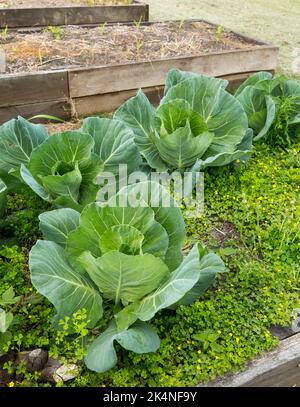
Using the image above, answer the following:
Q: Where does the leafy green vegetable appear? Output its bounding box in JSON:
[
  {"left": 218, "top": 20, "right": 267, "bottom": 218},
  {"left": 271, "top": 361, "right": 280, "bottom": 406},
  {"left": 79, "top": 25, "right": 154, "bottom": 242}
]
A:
[
  {"left": 85, "top": 321, "right": 160, "bottom": 373},
  {"left": 0, "top": 179, "right": 7, "bottom": 218},
  {"left": 0, "top": 308, "right": 13, "bottom": 333},
  {"left": 115, "top": 69, "right": 251, "bottom": 171},
  {"left": 0, "top": 116, "right": 48, "bottom": 186},
  {"left": 20, "top": 118, "right": 141, "bottom": 211},
  {"left": 236, "top": 72, "right": 300, "bottom": 145},
  {"left": 0, "top": 286, "right": 21, "bottom": 306},
  {"left": 0, "top": 116, "right": 48, "bottom": 207},
  {"left": 29, "top": 181, "right": 225, "bottom": 372},
  {"left": 30, "top": 239, "right": 103, "bottom": 328}
]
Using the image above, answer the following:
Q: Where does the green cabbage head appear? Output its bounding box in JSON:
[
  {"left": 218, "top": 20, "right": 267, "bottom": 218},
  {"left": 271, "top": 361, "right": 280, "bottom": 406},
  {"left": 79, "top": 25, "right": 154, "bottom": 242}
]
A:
[
  {"left": 115, "top": 69, "right": 252, "bottom": 172},
  {"left": 235, "top": 71, "right": 300, "bottom": 145},
  {"left": 29, "top": 181, "right": 226, "bottom": 373},
  {"left": 20, "top": 117, "right": 141, "bottom": 211},
  {"left": 0, "top": 117, "right": 48, "bottom": 215}
]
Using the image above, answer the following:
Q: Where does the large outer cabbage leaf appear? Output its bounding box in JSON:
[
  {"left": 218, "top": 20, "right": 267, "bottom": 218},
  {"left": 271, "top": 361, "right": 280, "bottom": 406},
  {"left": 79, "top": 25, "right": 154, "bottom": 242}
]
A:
[
  {"left": 30, "top": 240, "right": 103, "bottom": 328},
  {"left": 115, "top": 90, "right": 168, "bottom": 171},
  {"left": 0, "top": 179, "right": 7, "bottom": 218},
  {"left": 0, "top": 116, "right": 48, "bottom": 191},
  {"left": 235, "top": 72, "right": 300, "bottom": 145},
  {"left": 39, "top": 208, "right": 80, "bottom": 247},
  {"left": 85, "top": 321, "right": 160, "bottom": 373},
  {"left": 115, "top": 244, "right": 202, "bottom": 331},
  {"left": 78, "top": 250, "right": 170, "bottom": 304},
  {"left": 81, "top": 117, "right": 141, "bottom": 174},
  {"left": 174, "top": 252, "right": 226, "bottom": 307},
  {"left": 164, "top": 68, "right": 228, "bottom": 95},
  {"left": 191, "top": 128, "right": 253, "bottom": 170}
]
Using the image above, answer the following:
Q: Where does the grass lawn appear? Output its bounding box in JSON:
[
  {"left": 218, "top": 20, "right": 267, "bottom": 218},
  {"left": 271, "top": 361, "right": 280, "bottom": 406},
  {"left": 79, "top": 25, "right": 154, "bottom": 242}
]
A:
[{"left": 148, "top": 0, "right": 300, "bottom": 79}]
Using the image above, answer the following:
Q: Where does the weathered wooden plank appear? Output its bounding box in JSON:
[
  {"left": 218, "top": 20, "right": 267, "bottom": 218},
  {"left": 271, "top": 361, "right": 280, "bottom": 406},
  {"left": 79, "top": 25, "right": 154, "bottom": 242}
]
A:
[
  {"left": 200, "top": 333, "right": 300, "bottom": 387},
  {"left": 72, "top": 70, "right": 270, "bottom": 117},
  {"left": 68, "top": 46, "right": 278, "bottom": 98},
  {"left": 0, "top": 50, "right": 5, "bottom": 74},
  {"left": 73, "top": 85, "right": 164, "bottom": 117},
  {"left": 0, "top": 4, "right": 148, "bottom": 28},
  {"left": 0, "top": 99, "right": 71, "bottom": 124},
  {"left": 0, "top": 71, "right": 69, "bottom": 107}
]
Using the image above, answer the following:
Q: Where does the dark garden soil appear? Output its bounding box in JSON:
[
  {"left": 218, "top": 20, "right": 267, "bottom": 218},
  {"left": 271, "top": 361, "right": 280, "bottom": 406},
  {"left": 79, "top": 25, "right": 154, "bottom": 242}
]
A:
[
  {"left": 1, "top": 21, "right": 260, "bottom": 74},
  {"left": 0, "top": 0, "right": 131, "bottom": 8}
]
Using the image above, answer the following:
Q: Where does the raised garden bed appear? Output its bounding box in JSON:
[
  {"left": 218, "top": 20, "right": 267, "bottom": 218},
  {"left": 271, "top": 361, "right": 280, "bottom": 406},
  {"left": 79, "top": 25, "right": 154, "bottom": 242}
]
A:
[
  {"left": 0, "top": 20, "right": 278, "bottom": 123},
  {"left": 0, "top": 0, "right": 148, "bottom": 28}
]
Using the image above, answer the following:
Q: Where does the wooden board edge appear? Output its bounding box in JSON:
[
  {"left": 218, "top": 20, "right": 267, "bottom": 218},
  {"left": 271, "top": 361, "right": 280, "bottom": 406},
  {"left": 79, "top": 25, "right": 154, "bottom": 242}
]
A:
[
  {"left": 0, "top": 70, "right": 69, "bottom": 107},
  {"left": 0, "top": 3, "right": 149, "bottom": 28},
  {"left": 0, "top": 99, "right": 71, "bottom": 124},
  {"left": 199, "top": 332, "right": 300, "bottom": 387},
  {"left": 72, "top": 85, "right": 164, "bottom": 117},
  {"left": 72, "top": 70, "right": 266, "bottom": 117},
  {"left": 68, "top": 46, "right": 278, "bottom": 97}
]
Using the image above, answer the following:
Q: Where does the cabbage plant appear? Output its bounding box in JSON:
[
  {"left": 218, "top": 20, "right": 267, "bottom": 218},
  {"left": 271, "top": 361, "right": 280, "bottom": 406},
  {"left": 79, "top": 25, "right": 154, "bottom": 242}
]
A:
[
  {"left": 235, "top": 72, "right": 300, "bottom": 145},
  {"left": 114, "top": 69, "right": 252, "bottom": 172},
  {"left": 0, "top": 117, "right": 48, "bottom": 214},
  {"left": 19, "top": 117, "right": 141, "bottom": 211},
  {"left": 29, "top": 181, "right": 226, "bottom": 372}
]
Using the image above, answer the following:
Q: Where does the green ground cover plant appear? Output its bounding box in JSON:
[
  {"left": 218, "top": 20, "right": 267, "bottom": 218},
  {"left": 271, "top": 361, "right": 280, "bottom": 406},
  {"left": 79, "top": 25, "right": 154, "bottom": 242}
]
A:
[
  {"left": 0, "top": 70, "right": 299, "bottom": 387},
  {"left": 235, "top": 72, "right": 300, "bottom": 145},
  {"left": 0, "top": 138, "right": 299, "bottom": 386}
]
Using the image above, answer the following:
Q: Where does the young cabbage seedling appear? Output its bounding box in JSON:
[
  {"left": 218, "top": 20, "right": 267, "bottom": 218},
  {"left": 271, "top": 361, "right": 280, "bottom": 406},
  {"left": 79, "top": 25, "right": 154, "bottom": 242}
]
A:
[
  {"left": 179, "top": 18, "right": 186, "bottom": 29},
  {"left": 1, "top": 26, "right": 8, "bottom": 42},
  {"left": 99, "top": 21, "right": 107, "bottom": 36},
  {"left": 135, "top": 38, "right": 143, "bottom": 57},
  {"left": 46, "top": 26, "right": 63, "bottom": 41},
  {"left": 37, "top": 48, "right": 43, "bottom": 64},
  {"left": 134, "top": 16, "right": 143, "bottom": 29},
  {"left": 216, "top": 25, "right": 224, "bottom": 43}
]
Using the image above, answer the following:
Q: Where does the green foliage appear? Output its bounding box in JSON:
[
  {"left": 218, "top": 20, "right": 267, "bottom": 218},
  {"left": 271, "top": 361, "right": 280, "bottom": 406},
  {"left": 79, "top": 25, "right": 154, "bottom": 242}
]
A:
[
  {"left": 0, "top": 117, "right": 48, "bottom": 200},
  {"left": 236, "top": 72, "right": 300, "bottom": 145},
  {"left": 1, "top": 25, "right": 8, "bottom": 42},
  {"left": 46, "top": 26, "right": 63, "bottom": 41},
  {"left": 0, "top": 193, "right": 49, "bottom": 247},
  {"left": 29, "top": 181, "right": 225, "bottom": 373},
  {"left": 114, "top": 69, "right": 252, "bottom": 172},
  {"left": 0, "top": 139, "right": 298, "bottom": 387},
  {"left": 0, "top": 116, "right": 140, "bottom": 211},
  {"left": 215, "top": 25, "right": 224, "bottom": 42},
  {"left": 0, "top": 71, "right": 299, "bottom": 386},
  {"left": 20, "top": 118, "right": 141, "bottom": 211}
]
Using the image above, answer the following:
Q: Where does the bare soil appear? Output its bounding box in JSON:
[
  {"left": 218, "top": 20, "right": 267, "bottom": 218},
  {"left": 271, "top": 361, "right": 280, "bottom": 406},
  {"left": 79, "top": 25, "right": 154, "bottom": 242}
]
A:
[
  {"left": 0, "top": 0, "right": 132, "bottom": 8},
  {"left": 1, "top": 21, "right": 260, "bottom": 74},
  {"left": 45, "top": 120, "right": 81, "bottom": 134}
]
